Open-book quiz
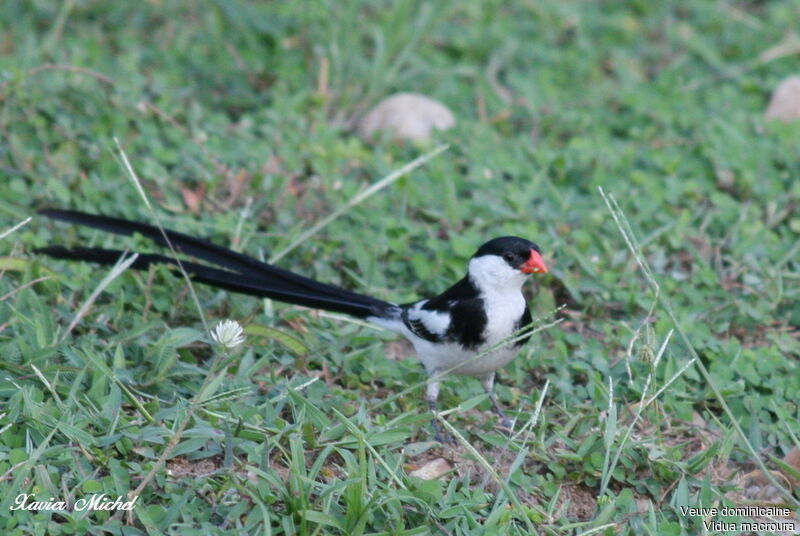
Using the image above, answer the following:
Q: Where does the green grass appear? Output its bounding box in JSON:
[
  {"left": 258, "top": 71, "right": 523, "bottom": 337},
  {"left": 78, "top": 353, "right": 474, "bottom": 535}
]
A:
[{"left": 1, "top": 1, "right": 800, "bottom": 534}]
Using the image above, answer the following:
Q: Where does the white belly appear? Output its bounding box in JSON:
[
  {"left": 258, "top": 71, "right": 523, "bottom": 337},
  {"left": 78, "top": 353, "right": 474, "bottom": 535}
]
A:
[{"left": 412, "top": 338, "right": 521, "bottom": 376}]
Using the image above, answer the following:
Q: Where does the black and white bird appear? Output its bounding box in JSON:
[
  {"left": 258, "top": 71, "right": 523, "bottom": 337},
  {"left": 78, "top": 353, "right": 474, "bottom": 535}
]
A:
[{"left": 36, "top": 209, "right": 548, "bottom": 436}]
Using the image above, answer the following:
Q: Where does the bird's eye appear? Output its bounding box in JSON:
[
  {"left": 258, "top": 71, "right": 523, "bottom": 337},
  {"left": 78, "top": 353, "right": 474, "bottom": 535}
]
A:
[{"left": 502, "top": 252, "right": 515, "bottom": 262}]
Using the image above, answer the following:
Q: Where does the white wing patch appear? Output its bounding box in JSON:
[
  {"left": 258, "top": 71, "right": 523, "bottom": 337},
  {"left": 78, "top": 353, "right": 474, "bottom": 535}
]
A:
[{"left": 407, "top": 300, "right": 451, "bottom": 335}]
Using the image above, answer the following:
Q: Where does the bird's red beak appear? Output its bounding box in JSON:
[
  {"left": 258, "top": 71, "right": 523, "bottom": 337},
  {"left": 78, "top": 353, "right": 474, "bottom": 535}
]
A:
[{"left": 521, "top": 250, "right": 548, "bottom": 274}]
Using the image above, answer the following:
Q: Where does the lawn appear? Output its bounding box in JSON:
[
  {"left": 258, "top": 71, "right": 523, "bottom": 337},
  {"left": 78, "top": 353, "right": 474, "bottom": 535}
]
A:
[{"left": 1, "top": 1, "right": 799, "bottom": 534}]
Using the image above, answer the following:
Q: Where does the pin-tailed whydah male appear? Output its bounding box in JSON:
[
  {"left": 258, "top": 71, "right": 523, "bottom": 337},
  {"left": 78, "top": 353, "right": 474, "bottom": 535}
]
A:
[{"left": 37, "top": 209, "right": 548, "bottom": 440}]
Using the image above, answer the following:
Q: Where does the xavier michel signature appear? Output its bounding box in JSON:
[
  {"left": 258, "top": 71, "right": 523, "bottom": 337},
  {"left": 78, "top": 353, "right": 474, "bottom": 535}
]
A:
[{"left": 10, "top": 493, "right": 138, "bottom": 512}]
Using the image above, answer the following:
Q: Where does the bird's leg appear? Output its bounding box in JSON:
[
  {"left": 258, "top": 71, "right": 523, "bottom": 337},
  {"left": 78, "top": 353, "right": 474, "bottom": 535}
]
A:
[
  {"left": 480, "top": 373, "right": 514, "bottom": 430},
  {"left": 426, "top": 375, "right": 453, "bottom": 443}
]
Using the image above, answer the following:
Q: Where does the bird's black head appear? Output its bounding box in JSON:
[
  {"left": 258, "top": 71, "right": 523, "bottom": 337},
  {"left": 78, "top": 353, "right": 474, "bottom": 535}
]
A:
[{"left": 473, "top": 236, "right": 547, "bottom": 275}]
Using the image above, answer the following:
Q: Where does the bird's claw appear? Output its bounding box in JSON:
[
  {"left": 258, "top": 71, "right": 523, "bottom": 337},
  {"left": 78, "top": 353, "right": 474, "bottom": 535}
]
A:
[
  {"left": 430, "top": 416, "right": 456, "bottom": 444},
  {"left": 498, "top": 417, "right": 515, "bottom": 430},
  {"left": 434, "top": 432, "right": 456, "bottom": 444}
]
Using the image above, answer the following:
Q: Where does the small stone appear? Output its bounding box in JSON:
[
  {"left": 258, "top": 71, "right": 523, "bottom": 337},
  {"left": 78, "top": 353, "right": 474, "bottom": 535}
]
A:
[
  {"left": 358, "top": 93, "right": 455, "bottom": 142},
  {"left": 765, "top": 76, "right": 800, "bottom": 122},
  {"left": 408, "top": 457, "right": 452, "bottom": 480},
  {"left": 781, "top": 447, "right": 800, "bottom": 488}
]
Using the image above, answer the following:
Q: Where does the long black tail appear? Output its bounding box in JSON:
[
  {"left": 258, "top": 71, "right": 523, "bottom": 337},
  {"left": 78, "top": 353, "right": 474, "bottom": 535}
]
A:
[{"left": 36, "top": 209, "right": 398, "bottom": 319}]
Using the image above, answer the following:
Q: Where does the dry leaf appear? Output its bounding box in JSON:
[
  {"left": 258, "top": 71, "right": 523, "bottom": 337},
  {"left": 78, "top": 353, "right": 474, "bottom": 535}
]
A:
[{"left": 180, "top": 183, "right": 206, "bottom": 213}]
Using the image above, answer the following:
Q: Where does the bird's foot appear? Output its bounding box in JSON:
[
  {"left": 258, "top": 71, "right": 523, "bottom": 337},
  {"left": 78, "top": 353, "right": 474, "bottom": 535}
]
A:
[
  {"left": 430, "top": 419, "right": 456, "bottom": 444},
  {"left": 498, "top": 416, "right": 515, "bottom": 431},
  {"left": 433, "top": 431, "right": 456, "bottom": 444},
  {"left": 489, "top": 402, "right": 515, "bottom": 432}
]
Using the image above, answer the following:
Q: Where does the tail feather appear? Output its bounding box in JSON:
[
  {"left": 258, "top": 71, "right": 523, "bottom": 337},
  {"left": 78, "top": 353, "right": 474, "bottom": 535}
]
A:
[
  {"left": 37, "top": 210, "right": 399, "bottom": 319},
  {"left": 39, "top": 208, "right": 260, "bottom": 275},
  {"left": 39, "top": 209, "right": 356, "bottom": 297}
]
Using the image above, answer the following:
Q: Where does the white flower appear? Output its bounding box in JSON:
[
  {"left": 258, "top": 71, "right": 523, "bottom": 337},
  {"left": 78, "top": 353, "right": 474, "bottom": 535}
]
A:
[{"left": 210, "top": 319, "right": 245, "bottom": 349}]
